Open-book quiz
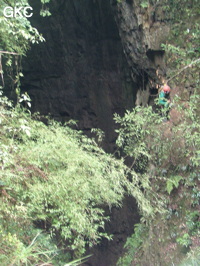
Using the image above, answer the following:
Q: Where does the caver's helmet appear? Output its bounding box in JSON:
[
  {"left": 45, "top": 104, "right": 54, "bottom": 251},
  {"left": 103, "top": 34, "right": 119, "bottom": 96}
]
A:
[{"left": 163, "top": 84, "right": 171, "bottom": 93}]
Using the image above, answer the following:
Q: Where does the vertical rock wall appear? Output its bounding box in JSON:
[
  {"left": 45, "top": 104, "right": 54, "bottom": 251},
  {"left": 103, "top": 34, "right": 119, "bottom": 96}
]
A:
[
  {"left": 21, "top": 0, "right": 137, "bottom": 150},
  {"left": 111, "top": 0, "right": 170, "bottom": 105},
  {"left": 18, "top": 1, "right": 170, "bottom": 265},
  {"left": 20, "top": 0, "right": 169, "bottom": 147}
]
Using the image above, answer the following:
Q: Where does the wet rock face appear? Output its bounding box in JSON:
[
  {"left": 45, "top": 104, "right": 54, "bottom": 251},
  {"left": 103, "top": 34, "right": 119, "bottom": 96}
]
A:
[
  {"left": 21, "top": 0, "right": 137, "bottom": 150},
  {"left": 111, "top": 0, "right": 169, "bottom": 91},
  {"left": 20, "top": 1, "right": 169, "bottom": 149}
]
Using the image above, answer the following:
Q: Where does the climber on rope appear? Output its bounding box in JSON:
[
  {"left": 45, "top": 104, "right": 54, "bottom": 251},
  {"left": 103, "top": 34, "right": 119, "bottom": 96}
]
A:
[
  {"left": 158, "top": 84, "right": 171, "bottom": 107},
  {"left": 158, "top": 84, "right": 171, "bottom": 119}
]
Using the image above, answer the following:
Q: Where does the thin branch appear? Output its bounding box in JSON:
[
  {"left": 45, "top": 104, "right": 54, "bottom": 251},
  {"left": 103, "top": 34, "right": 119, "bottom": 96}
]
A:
[
  {"left": 167, "top": 58, "right": 200, "bottom": 83},
  {"left": 2, "top": 0, "right": 13, "bottom": 7},
  {"left": 0, "top": 51, "right": 19, "bottom": 55},
  {"left": 0, "top": 54, "right": 4, "bottom": 87},
  {"left": 0, "top": 51, "right": 20, "bottom": 88},
  {"left": 0, "top": 113, "right": 9, "bottom": 122}
]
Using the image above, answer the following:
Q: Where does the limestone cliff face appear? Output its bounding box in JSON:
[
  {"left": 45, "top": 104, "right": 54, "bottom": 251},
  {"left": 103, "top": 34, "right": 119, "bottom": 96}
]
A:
[
  {"left": 21, "top": 0, "right": 169, "bottom": 149},
  {"left": 21, "top": 0, "right": 136, "bottom": 150},
  {"left": 112, "top": 0, "right": 170, "bottom": 75},
  {"left": 111, "top": 0, "right": 170, "bottom": 105}
]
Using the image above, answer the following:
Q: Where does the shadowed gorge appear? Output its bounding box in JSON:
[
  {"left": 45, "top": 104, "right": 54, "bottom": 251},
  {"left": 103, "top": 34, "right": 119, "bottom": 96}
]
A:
[
  {"left": 19, "top": 0, "right": 168, "bottom": 150},
  {"left": 21, "top": 0, "right": 138, "bottom": 151},
  {"left": 20, "top": 2, "right": 142, "bottom": 263},
  {"left": 1, "top": 0, "right": 170, "bottom": 265},
  {"left": 1, "top": 0, "right": 199, "bottom": 265}
]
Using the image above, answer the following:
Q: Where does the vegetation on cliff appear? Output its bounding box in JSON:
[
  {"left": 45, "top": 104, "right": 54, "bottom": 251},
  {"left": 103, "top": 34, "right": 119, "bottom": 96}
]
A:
[
  {"left": 117, "top": 93, "right": 200, "bottom": 265},
  {"left": 0, "top": 0, "right": 199, "bottom": 265},
  {"left": 117, "top": 0, "right": 200, "bottom": 265},
  {"left": 0, "top": 92, "right": 167, "bottom": 264},
  {"left": 0, "top": 93, "right": 136, "bottom": 264}
]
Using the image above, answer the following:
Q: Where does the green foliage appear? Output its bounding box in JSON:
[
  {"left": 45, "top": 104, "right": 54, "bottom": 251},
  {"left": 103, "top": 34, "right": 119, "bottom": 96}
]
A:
[
  {"left": 114, "top": 106, "right": 169, "bottom": 216},
  {"left": 186, "top": 211, "right": 200, "bottom": 236},
  {"left": 91, "top": 128, "right": 105, "bottom": 144},
  {"left": 179, "top": 247, "right": 200, "bottom": 266},
  {"left": 115, "top": 90, "right": 199, "bottom": 264},
  {"left": 0, "top": 1, "right": 45, "bottom": 55},
  {"left": 114, "top": 93, "right": 200, "bottom": 220},
  {"left": 18, "top": 124, "right": 128, "bottom": 255},
  {"left": 136, "top": 0, "right": 200, "bottom": 85},
  {"left": 0, "top": 227, "right": 63, "bottom": 266},
  {"left": 40, "top": 0, "right": 51, "bottom": 17},
  {"left": 114, "top": 106, "right": 162, "bottom": 171},
  {"left": 0, "top": 1, "right": 199, "bottom": 265},
  {"left": 18, "top": 92, "right": 31, "bottom": 108},
  {"left": 117, "top": 223, "right": 146, "bottom": 266},
  {"left": 0, "top": 93, "right": 158, "bottom": 263},
  {"left": 191, "top": 186, "right": 200, "bottom": 206},
  {"left": 115, "top": 92, "right": 200, "bottom": 172},
  {"left": 161, "top": 0, "right": 200, "bottom": 85},
  {"left": 166, "top": 175, "right": 183, "bottom": 194},
  {"left": 177, "top": 233, "right": 192, "bottom": 248},
  {"left": 64, "top": 255, "right": 92, "bottom": 266},
  {"left": 140, "top": 1, "right": 149, "bottom": 8},
  {"left": 0, "top": 0, "right": 51, "bottom": 93}
]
